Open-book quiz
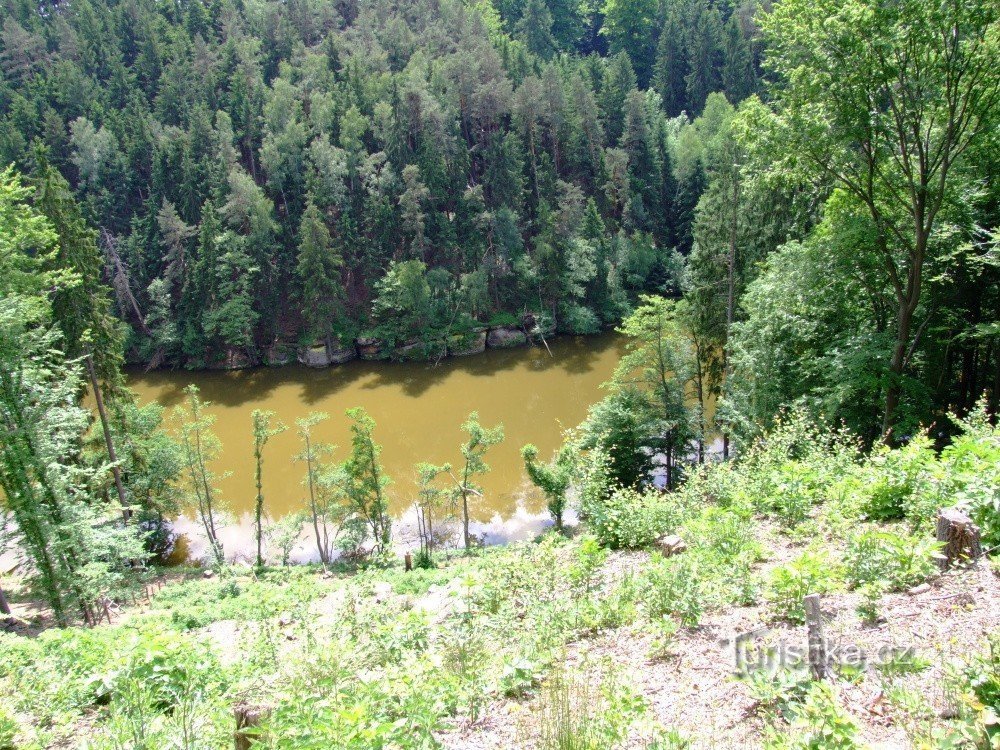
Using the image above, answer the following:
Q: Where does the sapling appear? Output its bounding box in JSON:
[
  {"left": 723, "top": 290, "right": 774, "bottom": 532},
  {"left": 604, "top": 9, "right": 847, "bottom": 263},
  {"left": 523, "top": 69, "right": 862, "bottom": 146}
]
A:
[{"left": 251, "top": 409, "right": 287, "bottom": 568}]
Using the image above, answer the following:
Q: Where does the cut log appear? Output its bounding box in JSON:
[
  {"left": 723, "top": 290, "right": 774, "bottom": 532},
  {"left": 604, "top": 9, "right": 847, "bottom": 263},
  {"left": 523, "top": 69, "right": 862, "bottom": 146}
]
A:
[
  {"left": 804, "top": 593, "right": 827, "bottom": 680},
  {"left": 935, "top": 507, "right": 982, "bottom": 571},
  {"left": 234, "top": 703, "right": 271, "bottom": 750},
  {"left": 654, "top": 534, "right": 687, "bottom": 557}
]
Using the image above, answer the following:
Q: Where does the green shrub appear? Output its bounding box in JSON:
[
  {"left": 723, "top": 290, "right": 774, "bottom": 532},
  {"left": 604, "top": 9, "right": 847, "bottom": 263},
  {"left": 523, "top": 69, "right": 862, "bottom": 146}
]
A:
[
  {"left": 855, "top": 436, "right": 936, "bottom": 521},
  {"left": 586, "top": 486, "right": 682, "bottom": 549},
  {"left": 640, "top": 554, "right": 703, "bottom": 627},
  {"left": 766, "top": 682, "right": 859, "bottom": 750},
  {"left": 842, "top": 529, "right": 940, "bottom": 591},
  {"left": 854, "top": 582, "right": 884, "bottom": 625},
  {"left": 532, "top": 665, "right": 647, "bottom": 750},
  {"left": 766, "top": 550, "right": 838, "bottom": 623},
  {"left": 487, "top": 311, "right": 519, "bottom": 328},
  {"left": 956, "top": 633, "right": 1000, "bottom": 745},
  {"left": 0, "top": 705, "right": 16, "bottom": 749},
  {"left": 938, "top": 403, "right": 1000, "bottom": 546},
  {"left": 742, "top": 411, "right": 860, "bottom": 524}
]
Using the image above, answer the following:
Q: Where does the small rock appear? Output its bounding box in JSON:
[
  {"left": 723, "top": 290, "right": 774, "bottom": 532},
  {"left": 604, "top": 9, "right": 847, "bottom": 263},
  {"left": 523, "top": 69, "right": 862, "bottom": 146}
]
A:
[
  {"left": 655, "top": 534, "right": 687, "bottom": 557},
  {"left": 202, "top": 569, "right": 215, "bottom": 579},
  {"left": 908, "top": 583, "right": 931, "bottom": 595}
]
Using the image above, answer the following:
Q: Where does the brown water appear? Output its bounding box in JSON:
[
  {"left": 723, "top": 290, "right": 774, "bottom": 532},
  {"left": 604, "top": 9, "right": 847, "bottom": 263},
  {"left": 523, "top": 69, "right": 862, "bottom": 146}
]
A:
[{"left": 129, "top": 334, "right": 625, "bottom": 562}]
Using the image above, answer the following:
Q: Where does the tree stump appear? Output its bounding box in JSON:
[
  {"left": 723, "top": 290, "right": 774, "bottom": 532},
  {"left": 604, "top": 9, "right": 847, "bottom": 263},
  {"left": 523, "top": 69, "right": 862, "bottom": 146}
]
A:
[
  {"left": 804, "top": 593, "right": 827, "bottom": 680},
  {"left": 234, "top": 703, "right": 271, "bottom": 750},
  {"left": 935, "top": 507, "right": 982, "bottom": 571}
]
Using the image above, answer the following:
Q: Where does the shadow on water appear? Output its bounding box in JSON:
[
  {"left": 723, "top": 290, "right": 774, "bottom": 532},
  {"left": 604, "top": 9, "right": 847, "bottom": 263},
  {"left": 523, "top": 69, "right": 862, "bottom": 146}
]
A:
[{"left": 125, "top": 332, "right": 625, "bottom": 563}]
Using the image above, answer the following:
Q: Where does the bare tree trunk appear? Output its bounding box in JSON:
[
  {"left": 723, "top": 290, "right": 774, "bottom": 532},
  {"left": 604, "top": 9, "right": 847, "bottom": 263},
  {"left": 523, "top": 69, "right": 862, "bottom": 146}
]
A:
[
  {"left": 86, "top": 354, "right": 130, "bottom": 523},
  {"left": 0, "top": 580, "right": 11, "bottom": 616}
]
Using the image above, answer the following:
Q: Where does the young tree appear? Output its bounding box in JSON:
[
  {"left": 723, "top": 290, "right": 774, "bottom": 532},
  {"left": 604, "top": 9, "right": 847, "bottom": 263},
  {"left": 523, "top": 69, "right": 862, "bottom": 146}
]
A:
[
  {"left": 32, "top": 152, "right": 124, "bottom": 386},
  {"left": 414, "top": 462, "right": 450, "bottom": 564},
  {"left": 757, "top": 0, "right": 1000, "bottom": 439},
  {"left": 450, "top": 412, "right": 504, "bottom": 551},
  {"left": 173, "top": 385, "right": 225, "bottom": 565},
  {"left": 601, "top": 0, "right": 659, "bottom": 86},
  {"left": 612, "top": 295, "right": 696, "bottom": 488},
  {"left": 295, "top": 412, "right": 335, "bottom": 566},
  {"left": 579, "top": 385, "right": 660, "bottom": 488},
  {"left": 342, "top": 408, "right": 392, "bottom": 554},
  {"left": 251, "top": 409, "right": 287, "bottom": 568},
  {"left": 521, "top": 443, "right": 575, "bottom": 530}
]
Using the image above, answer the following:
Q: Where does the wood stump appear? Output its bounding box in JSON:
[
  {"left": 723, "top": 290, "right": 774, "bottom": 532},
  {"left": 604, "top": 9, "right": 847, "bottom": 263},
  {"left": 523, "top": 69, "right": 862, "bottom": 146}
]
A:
[
  {"left": 234, "top": 703, "right": 271, "bottom": 750},
  {"left": 804, "top": 593, "right": 827, "bottom": 680},
  {"left": 936, "top": 507, "right": 982, "bottom": 571}
]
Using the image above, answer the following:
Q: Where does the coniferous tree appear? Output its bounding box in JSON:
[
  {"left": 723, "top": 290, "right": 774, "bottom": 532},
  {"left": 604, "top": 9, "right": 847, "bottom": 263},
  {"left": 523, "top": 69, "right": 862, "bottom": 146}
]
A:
[
  {"left": 296, "top": 199, "right": 344, "bottom": 346},
  {"left": 515, "top": 0, "right": 558, "bottom": 60},
  {"left": 684, "top": 0, "right": 723, "bottom": 114},
  {"left": 653, "top": 6, "right": 689, "bottom": 117}
]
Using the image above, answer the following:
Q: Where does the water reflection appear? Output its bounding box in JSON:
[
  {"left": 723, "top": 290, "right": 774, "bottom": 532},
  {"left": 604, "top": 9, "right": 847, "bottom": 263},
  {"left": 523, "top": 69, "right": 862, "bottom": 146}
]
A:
[{"left": 131, "top": 334, "right": 625, "bottom": 563}]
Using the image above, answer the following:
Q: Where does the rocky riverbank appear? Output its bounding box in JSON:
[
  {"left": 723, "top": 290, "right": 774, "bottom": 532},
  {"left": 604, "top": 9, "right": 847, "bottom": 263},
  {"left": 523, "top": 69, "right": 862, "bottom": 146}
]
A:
[{"left": 141, "top": 314, "right": 558, "bottom": 371}]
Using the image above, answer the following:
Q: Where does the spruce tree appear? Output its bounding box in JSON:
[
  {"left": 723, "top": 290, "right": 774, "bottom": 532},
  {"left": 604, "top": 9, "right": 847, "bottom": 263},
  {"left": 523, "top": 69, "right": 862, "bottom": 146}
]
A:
[{"left": 296, "top": 199, "right": 343, "bottom": 346}]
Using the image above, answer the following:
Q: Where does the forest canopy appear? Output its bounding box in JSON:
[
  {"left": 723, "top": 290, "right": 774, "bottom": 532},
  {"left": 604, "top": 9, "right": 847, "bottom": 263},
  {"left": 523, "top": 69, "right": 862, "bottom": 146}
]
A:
[{"left": 0, "top": 0, "right": 996, "bottom": 442}]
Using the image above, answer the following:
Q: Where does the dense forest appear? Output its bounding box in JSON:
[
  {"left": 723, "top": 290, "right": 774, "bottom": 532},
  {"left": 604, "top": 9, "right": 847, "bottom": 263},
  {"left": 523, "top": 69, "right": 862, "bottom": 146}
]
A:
[
  {"left": 0, "top": 0, "right": 763, "bottom": 369},
  {"left": 1, "top": 0, "right": 996, "bottom": 445},
  {"left": 1, "top": 0, "right": 1000, "bottom": 746}
]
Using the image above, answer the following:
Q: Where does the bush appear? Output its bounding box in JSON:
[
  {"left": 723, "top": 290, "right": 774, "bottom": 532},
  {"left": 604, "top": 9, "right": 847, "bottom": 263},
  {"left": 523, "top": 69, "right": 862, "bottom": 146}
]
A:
[
  {"left": 842, "top": 529, "right": 939, "bottom": 591},
  {"left": 766, "top": 682, "right": 859, "bottom": 750},
  {"left": 585, "top": 486, "right": 681, "bottom": 549},
  {"left": 640, "top": 555, "right": 703, "bottom": 627},
  {"left": 0, "top": 705, "right": 16, "bottom": 749},
  {"left": 959, "top": 633, "right": 1000, "bottom": 746},
  {"left": 938, "top": 404, "right": 1000, "bottom": 546},
  {"left": 766, "top": 550, "right": 838, "bottom": 623},
  {"left": 487, "top": 311, "right": 519, "bottom": 328},
  {"left": 855, "top": 436, "right": 936, "bottom": 521}
]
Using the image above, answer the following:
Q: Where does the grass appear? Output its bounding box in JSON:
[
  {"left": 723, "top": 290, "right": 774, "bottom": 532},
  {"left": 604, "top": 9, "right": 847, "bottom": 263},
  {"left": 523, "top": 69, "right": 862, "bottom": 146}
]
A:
[{"left": 1, "top": 411, "right": 998, "bottom": 748}]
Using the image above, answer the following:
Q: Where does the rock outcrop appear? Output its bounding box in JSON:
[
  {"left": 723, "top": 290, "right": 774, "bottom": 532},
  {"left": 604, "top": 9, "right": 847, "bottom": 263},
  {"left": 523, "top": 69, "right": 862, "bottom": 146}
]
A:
[{"left": 486, "top": 326, "right": 527, "bottom": 349}]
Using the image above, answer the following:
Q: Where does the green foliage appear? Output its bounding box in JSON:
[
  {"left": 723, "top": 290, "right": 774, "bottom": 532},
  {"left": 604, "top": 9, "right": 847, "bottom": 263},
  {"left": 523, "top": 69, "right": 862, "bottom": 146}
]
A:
[
  {"left": 640, "top": 554, "right": 703, "bottom": 627},
  {"left": 854, "top": 583, "right": 884, "bottom": 626},
  {"left": 842, "top": 530, "right": 940, "bottom": 592},
  {"left": 0, "top": 705, "right": 16, "bottom": 749},
  {"left": 584, "top": 486, "right": 680, "bottom": 550},
  {"left": 452, "top": 412, "right": 504, "bottom": 551},
  {"left": 533, "top": 663, "right": 649, "bottom": 750},
  {"left": 342, "top": 408, "right": 393, "bottom": 554},
  {"left": 958, "top": 633, "right": 1000, "bottom": 746},
  {"left": 855, "top": 436, "right": 936, "bottom": 522},
  {"left": 171, "top": 385, "right": 225, "bottom": 565},
  {"left": 1, "top": 278, "right": 147, "bottom": 622},
  {"left": 522, "top": 443, "right": 575, "bottom": 530},
  {"left": 765, "top": 682, "right": 860, "bottom": 750},
  {"left": 579, "top": 386, "right": 660, "bottom": 489},
  {"left": 766, "top": 550, "right": 838, "bottom": 623}
]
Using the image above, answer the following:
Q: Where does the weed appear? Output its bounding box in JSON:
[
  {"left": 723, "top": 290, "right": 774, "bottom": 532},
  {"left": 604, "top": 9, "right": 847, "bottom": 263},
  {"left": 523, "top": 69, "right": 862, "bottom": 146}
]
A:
[{"left": 766, "top": 550, "right": 838, "bottom": 623}]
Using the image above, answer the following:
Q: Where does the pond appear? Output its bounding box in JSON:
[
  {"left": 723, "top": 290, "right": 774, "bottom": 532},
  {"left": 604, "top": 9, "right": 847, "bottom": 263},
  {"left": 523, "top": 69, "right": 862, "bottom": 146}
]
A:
[{"left": 128, "top": 334, "right": 625, "bottom": 563}]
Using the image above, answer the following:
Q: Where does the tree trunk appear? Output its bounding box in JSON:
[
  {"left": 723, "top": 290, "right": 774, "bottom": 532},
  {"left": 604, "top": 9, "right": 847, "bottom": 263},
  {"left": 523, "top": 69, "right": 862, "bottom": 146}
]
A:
[
  {"left": 882, "top": 303, "right": 913, "bottom": 441},
  {"left": 0, "top": 580, "right": 10, "bottom": 616},
  {"left": 86, "top": 354, "right": 130, "bottom": 523},
  {"left": 935, "top": 507, "right": 982, "bottom": 571},
  {"left": 462, "top": 492, "right": 471, "bottom": 552}
]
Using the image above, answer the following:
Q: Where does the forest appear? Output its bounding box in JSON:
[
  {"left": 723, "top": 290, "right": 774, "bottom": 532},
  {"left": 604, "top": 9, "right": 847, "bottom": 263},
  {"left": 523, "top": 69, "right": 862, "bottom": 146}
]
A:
[{"left": 1, "top": 0, "right": 999, "bottom": 746}]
